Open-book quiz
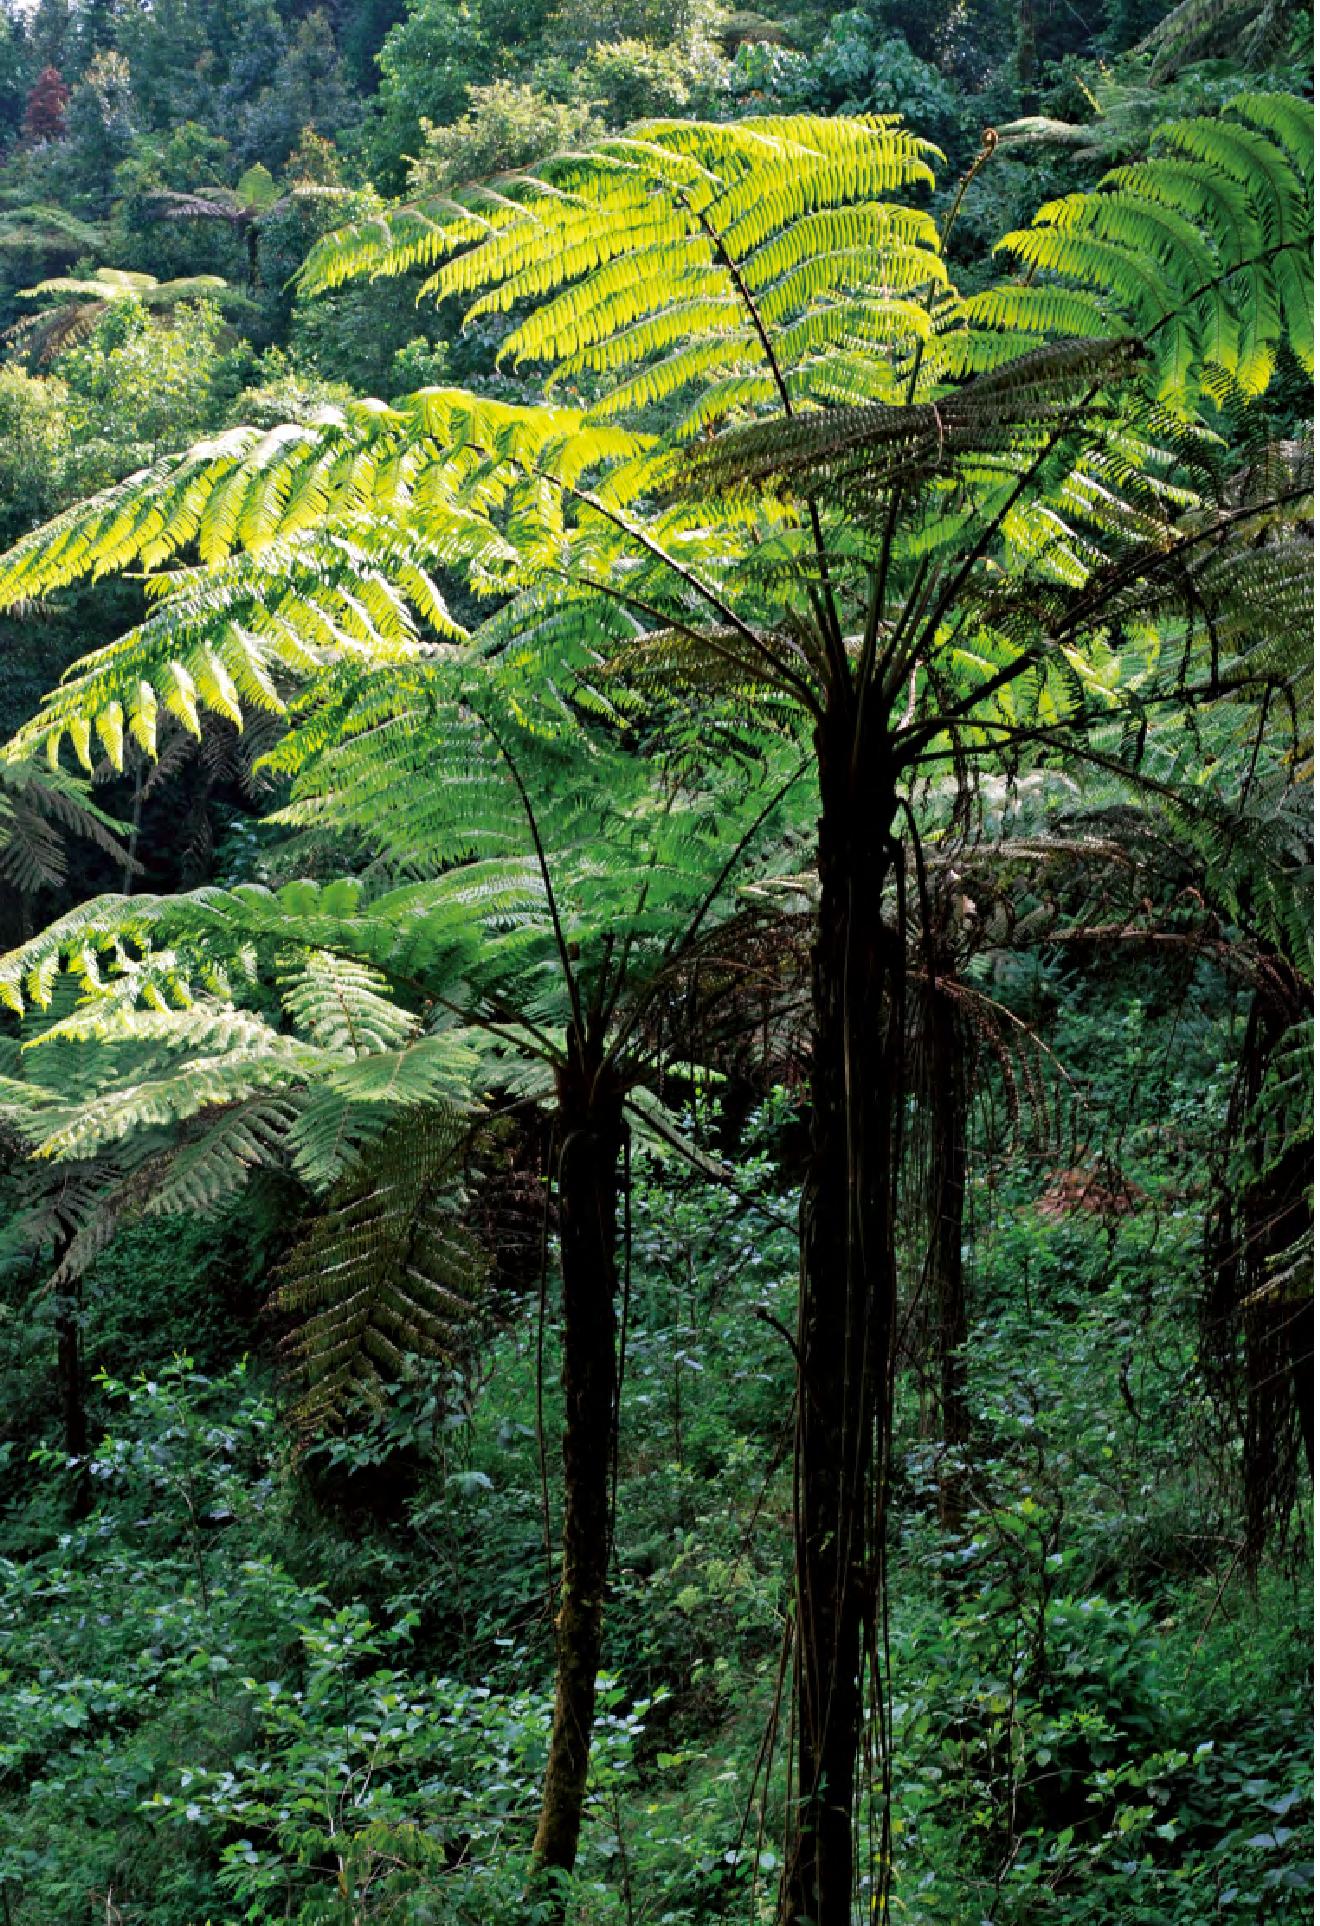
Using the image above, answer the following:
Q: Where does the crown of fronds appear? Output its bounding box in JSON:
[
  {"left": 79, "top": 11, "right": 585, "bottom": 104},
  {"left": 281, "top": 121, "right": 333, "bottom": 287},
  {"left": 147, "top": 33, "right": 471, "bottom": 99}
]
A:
[
  {"left": 5, "top": 268, "right": 231, "bottom": 368},
  {"left": 0, "top": 689, "right": 802, "bottom": 1422},
  {"left": 0, "top": 201, "right": 104, "bottom": 261},
  {"left": 1, "top": 669, "right": 805, "bottom": 1068},
  {"left": 0, "top": 102, "right": 1309, "bottom": 776},
  {"left": 1141, "top": 0, "right": 1299, "bottom": 80},
  {"left": 301, "top": 98, "right": 1311, "bottom": 423}
]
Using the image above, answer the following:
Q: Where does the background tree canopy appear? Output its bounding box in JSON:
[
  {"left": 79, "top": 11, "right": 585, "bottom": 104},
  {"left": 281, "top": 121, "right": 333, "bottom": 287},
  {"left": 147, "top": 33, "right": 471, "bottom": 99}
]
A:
[{"left": 0, "top": 1, "right": 1312, "bottom": 1922}]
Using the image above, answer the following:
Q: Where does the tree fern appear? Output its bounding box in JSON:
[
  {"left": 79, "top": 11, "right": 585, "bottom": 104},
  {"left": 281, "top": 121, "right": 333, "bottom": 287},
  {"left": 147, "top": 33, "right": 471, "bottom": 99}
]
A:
[
  {"left": 0, "top": 685, "right": 801, "bottom": 1485},
  {"left": 0, "top": 98, "right": 1311, "bottom": 1921},
  {"left": 1141, "top": 0, "right": 1300, "bottom": 79},
  {"left": 6, "top": 268, "right": 234, "bottom": 368}
]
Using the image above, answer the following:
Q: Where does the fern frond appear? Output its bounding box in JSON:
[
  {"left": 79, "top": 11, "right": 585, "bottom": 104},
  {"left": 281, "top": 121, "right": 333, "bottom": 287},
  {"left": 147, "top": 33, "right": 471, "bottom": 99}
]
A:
[
  {"left": 0, "top": 762, "right": 129, "bottom": 894},
  {"left": 680, "top": 337, "right": 1143, "bottom": 501},
  {"left": 138, "top": 1097, "right": 300, "bottom": 1217},
  {"left": 279, "top": 950, "right": 420, "bottom": 1054},
  {"left": 272, "top": 1110, "right": 482, "bottom": 1429},
  {"left": 986, "top": 95, "right": 1312, "bottom": 407}
]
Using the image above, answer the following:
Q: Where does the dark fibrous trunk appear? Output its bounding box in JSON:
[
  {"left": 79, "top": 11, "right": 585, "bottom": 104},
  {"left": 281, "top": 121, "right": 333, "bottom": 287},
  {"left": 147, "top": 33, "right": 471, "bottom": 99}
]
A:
[
  {"left": 782, "top": 702, "right": 903, "bottom": 1926},
  {"left": 531, "top": 1045, "right": 624, "bottom": 1894},
  {"left": 1206, "top": 971, "right": 1312, "bottom": 1567}
]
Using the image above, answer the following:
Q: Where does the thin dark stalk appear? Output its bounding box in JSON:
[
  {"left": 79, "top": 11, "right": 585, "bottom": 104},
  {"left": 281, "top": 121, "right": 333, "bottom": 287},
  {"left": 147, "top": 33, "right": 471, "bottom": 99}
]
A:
[
  {"left": 679, "top": 192, "right": 848, "bottom": 684},
  {"left": 480, "top": 708, "right": 586, "bottom": 1046},
  {"left": 609, "top": 1124, "right": 632, "bottom": 1543},
  {"left": 571, "top": 486, "right": 823, "bottom": 711},
  {"left": 536, "top": 1118, "right": 557, "bottom": 1622}
]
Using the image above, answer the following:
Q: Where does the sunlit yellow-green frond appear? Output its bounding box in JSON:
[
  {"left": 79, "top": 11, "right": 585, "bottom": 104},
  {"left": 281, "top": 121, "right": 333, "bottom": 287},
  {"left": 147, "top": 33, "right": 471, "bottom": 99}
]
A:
[{"left": 985, "top": 94, "right": 1313, "bottom": 407}]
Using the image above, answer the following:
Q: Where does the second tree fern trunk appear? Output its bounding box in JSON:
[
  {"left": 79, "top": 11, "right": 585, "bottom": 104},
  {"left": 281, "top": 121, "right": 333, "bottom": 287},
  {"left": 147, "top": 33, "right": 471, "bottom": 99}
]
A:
[
  {"left": 532, "top": 1048, "right": 624, "bottom": 1892},
  {"left": 54, "top": 1229, "right": 91, "bottom": 1521}
]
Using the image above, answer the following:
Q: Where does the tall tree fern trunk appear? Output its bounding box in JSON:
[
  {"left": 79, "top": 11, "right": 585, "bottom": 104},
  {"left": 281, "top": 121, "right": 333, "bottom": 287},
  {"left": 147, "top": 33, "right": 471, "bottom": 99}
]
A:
[
  {"left": 1208, "top": 974, "right": 1313, "bottom": 1566},
  {"left": 783, "top": 705, "right": 902, "bottom": 1926},
  {"left": 531, "top": 1048, "right": 624, "bottom": 1897}
]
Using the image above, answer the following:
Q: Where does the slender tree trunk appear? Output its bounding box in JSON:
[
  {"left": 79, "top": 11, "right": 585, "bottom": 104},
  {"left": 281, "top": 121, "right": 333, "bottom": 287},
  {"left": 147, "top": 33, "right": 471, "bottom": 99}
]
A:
[
  {"left": 783, "top": 704, "right": 902, "bottom": 1926},
  {"left": 56, "top": 1281, "right": 86, "bottom": 1458},
  {"left": 928, "top": 981, "right": 970, "bottom": 1533},
  {"left": 531, "top": 1046, "right": 624, "bottom": 1895},
  {"left": 1291, "top": 1300, "right": 1313, "bottom": 1480}
]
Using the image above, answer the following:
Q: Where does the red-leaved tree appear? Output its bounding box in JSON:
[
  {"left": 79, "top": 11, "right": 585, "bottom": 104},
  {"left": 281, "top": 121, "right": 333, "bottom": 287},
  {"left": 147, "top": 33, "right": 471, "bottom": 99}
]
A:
[{"left": 22, "top": 67, "right": 70, "bottom": 144}]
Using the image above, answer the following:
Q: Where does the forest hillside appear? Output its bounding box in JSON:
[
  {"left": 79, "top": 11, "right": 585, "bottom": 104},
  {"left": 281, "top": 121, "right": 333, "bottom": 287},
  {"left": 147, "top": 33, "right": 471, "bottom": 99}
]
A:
[{"left": 0, "top": 1, "right": 1313, "bottom": 1922}]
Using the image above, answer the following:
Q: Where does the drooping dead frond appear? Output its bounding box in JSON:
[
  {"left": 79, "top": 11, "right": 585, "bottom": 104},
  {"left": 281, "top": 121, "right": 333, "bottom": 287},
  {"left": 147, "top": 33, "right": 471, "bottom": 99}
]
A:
[{"left": 677, "top": 338, "right": 1144, "bottom": 507}]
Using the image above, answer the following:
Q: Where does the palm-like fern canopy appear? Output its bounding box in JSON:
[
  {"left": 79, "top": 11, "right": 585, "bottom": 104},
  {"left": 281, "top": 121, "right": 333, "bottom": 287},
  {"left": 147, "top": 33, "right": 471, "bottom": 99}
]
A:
[{"left": 0, "top": 101, "right": 1306, "bottom": 799}]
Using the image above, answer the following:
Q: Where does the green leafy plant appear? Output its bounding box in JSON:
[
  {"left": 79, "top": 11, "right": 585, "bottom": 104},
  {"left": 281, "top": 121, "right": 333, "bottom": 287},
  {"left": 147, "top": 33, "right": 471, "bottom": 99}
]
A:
[{"left": 6, "top": 264, "right": 231, "bottom": 367}]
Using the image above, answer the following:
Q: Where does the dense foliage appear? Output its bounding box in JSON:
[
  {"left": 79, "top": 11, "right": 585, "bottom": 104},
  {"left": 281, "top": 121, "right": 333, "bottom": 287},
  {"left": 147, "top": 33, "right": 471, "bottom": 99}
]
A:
[{"left": 0, "top": 0, "right": 1311, "bottom": 1922}]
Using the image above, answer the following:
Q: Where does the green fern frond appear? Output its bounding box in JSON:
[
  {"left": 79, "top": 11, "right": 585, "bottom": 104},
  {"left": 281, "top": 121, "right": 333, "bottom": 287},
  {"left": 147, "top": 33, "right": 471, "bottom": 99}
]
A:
[
  {"left": 20, "top": 1037, "right": 315, "bottom": 1162},
  {"left": 141, "top": 1096, "right": 301, "bottom": 1217},
  {"left": 284, "top": 1030, "right": 481, "bottom": 1193},
  {"left": 279, "top": 951, "right": 421, "bottom": 1054},
  {"left": 679, "top": 337, "right": 1143, "bottom": 501},
  {"left": 272, "top": 1109, "right": 482, "bottom": 1429},
  {"left": 986, "top": 95, "right": 1312, "bottom": 407},
  {"left": 0, "top": 404, "right": 408, "bottom": 610},
  {"left": 0, "top": 762, "right": 129, "bottom": 894}
]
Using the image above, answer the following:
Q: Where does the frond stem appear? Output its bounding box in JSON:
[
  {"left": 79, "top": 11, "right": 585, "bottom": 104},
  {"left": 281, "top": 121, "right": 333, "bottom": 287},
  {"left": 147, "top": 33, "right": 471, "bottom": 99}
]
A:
[
  {"left": 678, "top": 190, "right": 848, "bottom": 685},
  {"left": 476, "top": 707, "right": 586, "bottom": 1047}
]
